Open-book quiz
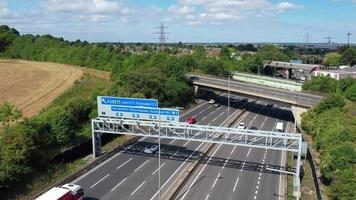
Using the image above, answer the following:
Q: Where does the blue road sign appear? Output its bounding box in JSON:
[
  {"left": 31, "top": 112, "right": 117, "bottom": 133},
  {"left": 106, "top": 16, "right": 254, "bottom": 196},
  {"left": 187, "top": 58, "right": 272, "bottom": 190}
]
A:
[
  {"left": 100, "top": 96, "right": 158, "bottom": 108},
  {"left": 97, "top": 96, "right": 179, "bottom": 122}
]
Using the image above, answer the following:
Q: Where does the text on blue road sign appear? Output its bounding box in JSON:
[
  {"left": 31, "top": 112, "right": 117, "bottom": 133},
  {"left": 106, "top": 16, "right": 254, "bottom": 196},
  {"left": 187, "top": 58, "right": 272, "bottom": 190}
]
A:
[{"left": 100, "top": 96, "right": 158, "bottom": 108}]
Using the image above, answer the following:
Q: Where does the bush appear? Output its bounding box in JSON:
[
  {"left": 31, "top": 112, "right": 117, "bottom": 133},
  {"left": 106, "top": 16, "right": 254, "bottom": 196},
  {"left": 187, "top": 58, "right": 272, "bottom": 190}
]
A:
[
  {"left": 50, "top": 110, "right": 75, "bottom": 146},
  {"left": 345, "top": 83, "right": 356, "bottom": 101},
  {"left": 314, "top": 94, "right": 345, "bottom": 114}
]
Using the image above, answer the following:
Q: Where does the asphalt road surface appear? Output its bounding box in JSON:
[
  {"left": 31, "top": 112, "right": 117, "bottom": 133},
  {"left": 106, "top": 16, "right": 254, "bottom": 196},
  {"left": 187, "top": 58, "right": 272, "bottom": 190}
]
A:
[{"left": 73, "top": 94, "right": 294, "bottom": 200}]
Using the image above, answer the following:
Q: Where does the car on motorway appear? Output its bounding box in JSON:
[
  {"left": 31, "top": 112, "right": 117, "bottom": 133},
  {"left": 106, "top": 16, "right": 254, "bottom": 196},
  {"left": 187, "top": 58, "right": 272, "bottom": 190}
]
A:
[
  {"left": 250, "top": 127, "right": 258, "bottom": 130},
  {"left": 231, "top": 97, "right": 238, "bottom": 102},
  {"left": 237, "top": 122, "right": 246, "bottom": 129},
  {"left": 242, "top": 97, "right": 248, "bottom": 102},
  {"left": 186, "top": 117, "right": 197, "bottom": 124},
  {"left": 209, "top": 99, "right": 215, "bottom": 104},
  {"left": 267, "top": 103, "right": 274, "bottom": 107},
  {"left": 213, "top": 103, "right": 220, "bottom": 107},
  {"left": 143, "top": 145, "right": 159, "bottom": 154}
]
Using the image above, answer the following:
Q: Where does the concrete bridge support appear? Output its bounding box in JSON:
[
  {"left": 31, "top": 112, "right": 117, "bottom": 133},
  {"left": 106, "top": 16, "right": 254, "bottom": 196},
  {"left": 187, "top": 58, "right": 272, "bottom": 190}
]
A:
[{"left": 291, "top": 105, "right": 308, "bottom": 127}]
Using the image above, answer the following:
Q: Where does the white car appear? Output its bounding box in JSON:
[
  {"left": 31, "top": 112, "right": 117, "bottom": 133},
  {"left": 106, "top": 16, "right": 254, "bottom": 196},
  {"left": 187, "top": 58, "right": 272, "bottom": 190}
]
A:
[
  {"left": 237, "top": 122, "right": 246, "bottom": 129},
  {"left": 143, "top": 145, "right": 159, "bottom": 154},
  {"left": 209, "top": 99, "right": 215, "bottom": 104}
]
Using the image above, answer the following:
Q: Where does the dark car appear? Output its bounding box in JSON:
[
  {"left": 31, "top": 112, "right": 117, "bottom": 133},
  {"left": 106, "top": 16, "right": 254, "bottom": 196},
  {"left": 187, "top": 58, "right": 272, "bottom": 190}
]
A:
[
  {"left": 250, "top": 127, "right": 258, "bottom": 130},
  {"left": 186, "top": 117, "right": 197, "bottom": 124}
]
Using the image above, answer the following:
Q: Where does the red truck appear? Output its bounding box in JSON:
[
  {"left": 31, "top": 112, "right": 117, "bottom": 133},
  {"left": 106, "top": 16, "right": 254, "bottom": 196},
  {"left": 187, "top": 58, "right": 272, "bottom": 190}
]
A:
[{"left": 35, "top": 183, "right": 84, "bottom": 200}]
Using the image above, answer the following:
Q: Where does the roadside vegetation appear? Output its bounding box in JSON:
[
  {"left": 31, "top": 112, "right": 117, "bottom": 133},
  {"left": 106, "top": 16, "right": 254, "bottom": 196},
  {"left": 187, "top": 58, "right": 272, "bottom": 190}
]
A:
[{"left": 302, "top": 77, "right": 356, "bottom": 200}]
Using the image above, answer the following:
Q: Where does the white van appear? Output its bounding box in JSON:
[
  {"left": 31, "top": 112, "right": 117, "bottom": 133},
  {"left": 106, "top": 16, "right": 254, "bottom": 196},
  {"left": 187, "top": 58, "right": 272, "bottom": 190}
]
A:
[{"left": 275, "top": 122, "right": 283, "bottom": 132}]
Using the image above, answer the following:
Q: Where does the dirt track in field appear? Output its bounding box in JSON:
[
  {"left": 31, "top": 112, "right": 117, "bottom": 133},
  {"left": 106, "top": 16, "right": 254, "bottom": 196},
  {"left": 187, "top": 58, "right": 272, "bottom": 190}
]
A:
[{"left": 0, "top": 59, "right": 83, "bottom": 118}]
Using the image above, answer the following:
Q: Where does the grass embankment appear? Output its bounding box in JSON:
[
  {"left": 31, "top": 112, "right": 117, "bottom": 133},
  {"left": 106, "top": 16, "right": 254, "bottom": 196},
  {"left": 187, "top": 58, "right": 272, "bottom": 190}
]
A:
[
  {"left": 1, "top": 72, "right": 136, "bottom": 199},
  {"left": 287, "top": 153, "right": 317, "bottom": 200}
]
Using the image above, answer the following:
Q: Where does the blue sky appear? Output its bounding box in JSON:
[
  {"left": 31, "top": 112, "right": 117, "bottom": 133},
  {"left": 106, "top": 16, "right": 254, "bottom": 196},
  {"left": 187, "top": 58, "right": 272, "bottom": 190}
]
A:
[{"left": 0, "top": 0, "right": 355, "bottom": 43}]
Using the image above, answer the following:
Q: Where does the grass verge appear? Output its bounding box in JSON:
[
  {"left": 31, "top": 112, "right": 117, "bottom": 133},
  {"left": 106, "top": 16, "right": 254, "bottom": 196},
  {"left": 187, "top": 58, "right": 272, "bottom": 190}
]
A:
[{"left": 286, "top": 153, "right": 317, "bottom": 200}]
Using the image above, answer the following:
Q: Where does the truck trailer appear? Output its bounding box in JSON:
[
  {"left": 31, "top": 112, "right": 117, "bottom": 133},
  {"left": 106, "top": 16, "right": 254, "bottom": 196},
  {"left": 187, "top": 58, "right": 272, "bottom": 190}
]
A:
[{"left": 35, "top": 183, "right": 84, "bottom": 200}]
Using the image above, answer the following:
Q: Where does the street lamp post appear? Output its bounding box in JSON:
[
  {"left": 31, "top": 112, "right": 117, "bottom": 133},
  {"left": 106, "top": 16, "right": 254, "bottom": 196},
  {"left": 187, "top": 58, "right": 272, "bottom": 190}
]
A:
[
  {"left": 228, "top": 74, "right": 230, "bottom": 118},
  {"left": 158, "top": 109, "right": 161, "bottom": 200}
]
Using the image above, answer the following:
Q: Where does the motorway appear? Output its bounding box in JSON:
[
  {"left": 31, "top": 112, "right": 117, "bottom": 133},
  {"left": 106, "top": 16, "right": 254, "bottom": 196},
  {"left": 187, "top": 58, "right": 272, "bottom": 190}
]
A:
[
  {"left": 188, "top": 73, "right": 323, "bottom": 107},
  {"left": 73, "top": 94, "right": 294, "bottom": 200}
]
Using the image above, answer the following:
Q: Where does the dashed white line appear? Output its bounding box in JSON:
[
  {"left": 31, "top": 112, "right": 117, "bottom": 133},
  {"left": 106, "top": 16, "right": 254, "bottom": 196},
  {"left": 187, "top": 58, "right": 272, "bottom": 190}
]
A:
[
  {"left": 233, "top": 177, "right": 240, "bottom": 192},
  {"left": 230, "top": 146, "right": 236, "bottom": 155},
  {"left": 205, "top": 194, "right": 210, "bottom": 200},
  {"left": 149, "top": 142, "right": 207, "bottom": 200},
  {"left": 246, "top": 148, "right": 251, "bottom": 157},
  {"left": 180, "top": 144, "right": 222, "bottom": 200},
  {"left": 90, "top": 174, "right": 110, "bottom": 189},
  {"left": 134, "top": 160, "right": 149, "bottom": 172},
  {"left": 152, "top": 162, "right": 166, "bottom": 175},
  {"left": 117, "top": 158, "right": 132, "bottom": 170},
  {"left": 211, "top": 173, "right": 221, "bottom": 188},
  {"left": 240, "top": 161, "right": 246, "bottom": 172},
  {"left": 110, "top": 178, "right": 127, "bottom": 191},
  {"left": 131, "top": 181, "right": 145, "bottom": 195}
]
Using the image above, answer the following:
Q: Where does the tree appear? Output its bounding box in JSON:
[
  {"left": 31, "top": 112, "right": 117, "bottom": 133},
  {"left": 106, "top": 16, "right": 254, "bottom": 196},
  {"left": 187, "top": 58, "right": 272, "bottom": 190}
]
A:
[
  {"left": 315, "top": 94, "right": 345, "bottom": 114},
  {"left": 0, "top": 25, "right": 19, "bottom": 53},
  {"left": 50, "top": 110, "right": 75, "bottom": 146},
  {"left": 340, "top": 47, "right": 356, "bottom": 66},
  {"left": 0, "top": 124, "right": 36, "bottom": 187},
  {"left": 323, "top": 52, "right": 342, "bottom": 66},
  {"left": 345, "top": 83, "right": 356, "bottom": 101},
  {"left": 257, "top": 45, "right": 290, "bottom": 61},
  {"left": 0, "top": 102, "right": 22, "bottom": 126}
]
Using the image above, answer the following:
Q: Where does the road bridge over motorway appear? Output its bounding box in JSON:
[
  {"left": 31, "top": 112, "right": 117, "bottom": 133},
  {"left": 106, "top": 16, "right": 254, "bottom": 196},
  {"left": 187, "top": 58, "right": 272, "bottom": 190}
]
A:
[{"left": 186, "top": 73, "right": 324, "bottom": 124}]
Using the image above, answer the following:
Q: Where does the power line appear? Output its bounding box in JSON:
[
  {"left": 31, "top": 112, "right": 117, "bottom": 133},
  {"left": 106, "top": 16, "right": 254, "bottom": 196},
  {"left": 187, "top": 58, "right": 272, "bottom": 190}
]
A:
[{"left": 154, "top": 22, "right": 169, "bottom": 51}]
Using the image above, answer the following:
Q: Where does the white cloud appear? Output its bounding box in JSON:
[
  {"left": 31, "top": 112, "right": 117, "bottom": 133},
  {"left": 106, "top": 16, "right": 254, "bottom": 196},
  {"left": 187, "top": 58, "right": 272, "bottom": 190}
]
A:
[
  {"left": 168, "top": 5, "right": 195, "bottom": 15},
  {"left": 275, "top": 2, "right": 303, "bottom": 12},
  {"left": 47, "top": 0, "right": 120, "bottom": 14},
  {"left": 172, "top": 0, "right": 303, "bottom": 25}
]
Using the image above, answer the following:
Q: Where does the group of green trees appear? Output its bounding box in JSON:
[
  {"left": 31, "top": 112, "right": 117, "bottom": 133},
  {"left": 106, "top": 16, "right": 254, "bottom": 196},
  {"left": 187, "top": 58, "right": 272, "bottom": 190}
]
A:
[
  {"left": 322, "top": 46, "right": 356, "bottom": 66},
  {"left": 302, "top": 77, "right": 356, "bottom": 199}
]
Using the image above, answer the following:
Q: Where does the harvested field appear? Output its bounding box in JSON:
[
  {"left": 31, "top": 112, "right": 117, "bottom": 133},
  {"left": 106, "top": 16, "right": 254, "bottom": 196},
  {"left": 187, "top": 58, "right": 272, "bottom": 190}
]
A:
[{"left": 0, "top": 60, "right": 83, "bottom": 117}]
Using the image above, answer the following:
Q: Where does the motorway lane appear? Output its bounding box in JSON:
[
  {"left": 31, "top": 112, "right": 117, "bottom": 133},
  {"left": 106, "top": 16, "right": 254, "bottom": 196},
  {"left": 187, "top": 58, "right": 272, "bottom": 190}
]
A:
[
  {"left": 174, "top": 101, "right": 268, "bottom": 200},
  {"left": 175, "top": 101, "right": 294, "bottom": 200},
  {"left": 75, "top": 94, "right": 244, "bottom": 199}
]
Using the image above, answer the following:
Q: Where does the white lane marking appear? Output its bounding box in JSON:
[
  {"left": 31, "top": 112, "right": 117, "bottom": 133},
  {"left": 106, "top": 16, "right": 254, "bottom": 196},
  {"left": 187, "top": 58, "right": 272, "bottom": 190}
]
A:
[
  {"left": 218, "top": 112, "right": 224, "bottom": 117},
  {"left": 233, "top": 177, "right": 240, "bottom": 192},
  {"left": 201, "top": 116, "right": 207, "bottom": 121},
  {"left": 205, "top": 194, "right": 210, "bottom": 200},
  {"left": 211, "top": 172, "right": 221, "bottom": 188},
  {"left": 110, "top": 177, "right": 127, "bottom": 191},
  {"left": 90, "top": 174, "right": 110, "bottom": 189},
  {"left": 149, "top": 142, "right": 206, "bottom": 200},
  {"left": 230, "top": 146, "right": 236, "bottom": 155},
  {"left": 183, "top": 140, "right": 190, "bottom": 146},
  {"left": 117, "top": 158, "right": 133, "bottom": 170},
  {"left": 131, "top": 181, "right": 146, "bottom": 196},
  {"left": 152, "top": 162, "right": 166, "bottom": 175},
  {"left": 134, "top": 160, "right": 149, "bottom": 172},
  {"left": 213, "top": 116, "right": 219, "bottom": 122},
  {"left": 198, "top": 109, "right": 205, "bottom": 115},
  {"left": 169, "top": 139, "right": 175, "bottom": 144},
  {"left": 240, "top": 161, "right": 246, "bottom": 172},
  {"left": 180, "top": 144, "right": 222, "bottom": 200},
  {"left": 73, "top": 134, "right": 154, "bottom": 183},
  {"left": 246, "top": 148, "right": 251, "bottom": 157},
  {"left": 279, "top": 150, "right": 286, "bottom": 200}
]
